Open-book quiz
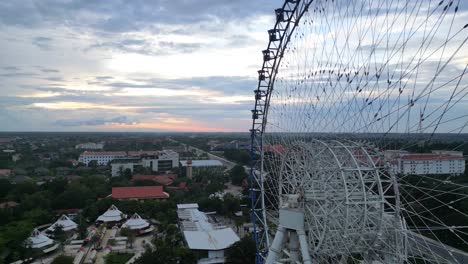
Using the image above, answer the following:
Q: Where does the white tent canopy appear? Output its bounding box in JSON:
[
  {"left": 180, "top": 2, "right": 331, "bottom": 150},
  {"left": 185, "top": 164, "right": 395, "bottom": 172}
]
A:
[
  {"left": 96, "top": 204, "right": 124, "bottom": 222},
  {"left": 122, "top": 213, "right": 150, "bottom": 230},
  {"left": 26, "top": 229, "right": 54, "bottom": 249},
  {"left": 46, "top": 215, "right": 78, "bottom": 232}
]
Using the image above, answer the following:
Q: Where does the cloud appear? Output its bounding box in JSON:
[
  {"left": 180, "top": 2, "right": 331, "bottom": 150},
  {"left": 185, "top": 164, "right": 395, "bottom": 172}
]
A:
[
  {"left": 55, "top": 116, "right": 137, "bottom": 127},
  {"left": 2, "top": 66, "right": 19, "bottom": 71},
  {"left": 87, "top": 38, "right": 204, "bottom": 56},
  {"left": 32, "top": 37, "right": 53, "bottom": 50},
  {"left": 40, "top": 68, "right": 60, "bottom": 73}
]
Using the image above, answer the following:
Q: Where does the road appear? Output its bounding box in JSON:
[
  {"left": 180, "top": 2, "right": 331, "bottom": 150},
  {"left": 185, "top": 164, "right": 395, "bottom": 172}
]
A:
[{"left": 172, "top": 140, "right": 237, "bottom": 169}]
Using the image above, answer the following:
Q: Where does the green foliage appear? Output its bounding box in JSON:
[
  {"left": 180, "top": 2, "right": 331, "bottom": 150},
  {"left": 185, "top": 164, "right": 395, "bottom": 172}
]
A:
[
  {"left": 199, "top": 193, "right": 241, "bottom": 217},
  {"left": 229, "top": 165, "right": 248, "bottom": 186},
  {"left": 0, "top": 179, "right": 12, "bottom": 198},
  {"left": 120, "top": 228, "right": 136, "bottom": 248},
  {"left": 0, "top": 220, "right": 34, "bottom": 262},
  {"left": 135, "top": 241, "right": 196, "bottom": 264},
  {"left": 51, "top": 255, "right": 74, "bottom": 264},
  {"left": 224, "top": 149, "right": 250, "bottom": 165},
  {"left": 105, "top": 253, "right": 133, "bottom": 264},
  {"left": 225, "top": 235, "right": 256, "bottom": 264}
]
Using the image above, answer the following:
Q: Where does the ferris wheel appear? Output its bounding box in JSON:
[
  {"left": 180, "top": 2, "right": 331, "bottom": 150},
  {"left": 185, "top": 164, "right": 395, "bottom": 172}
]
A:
[{"left": 249, "top": 0, "right": 468, "bottom": 263}]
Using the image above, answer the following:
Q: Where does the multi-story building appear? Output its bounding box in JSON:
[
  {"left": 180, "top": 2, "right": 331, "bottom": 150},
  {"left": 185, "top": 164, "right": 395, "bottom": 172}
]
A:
[
  {"left": 388, "top": 153, "right": 465, "bottom": 176},
  {"left": 78, "top": 151, "right": 127, "bottom": 166},
  {"left": 177, "top": 203, "right": 240, "bottom": 264},
  {"left": 107, "top": 150, "right": 179, "bottom": 177},
  {"left": 75, "top": 142, "right": 104, "bottom": 150}
]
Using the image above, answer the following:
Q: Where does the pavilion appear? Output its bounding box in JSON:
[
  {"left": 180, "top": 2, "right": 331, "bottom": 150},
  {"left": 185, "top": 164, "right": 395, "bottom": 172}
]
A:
[
  {"left": 46, "top": 215, "right": 78, "bottom": 233},
  {"left": 96, "top": 204, "right": 125, "bottom": 223},
  {"left": 25, "top": 229, "right": 58, "bottom": 253},
  {"left": 122, "top": 213, "right": 154, "bottom": 234}
]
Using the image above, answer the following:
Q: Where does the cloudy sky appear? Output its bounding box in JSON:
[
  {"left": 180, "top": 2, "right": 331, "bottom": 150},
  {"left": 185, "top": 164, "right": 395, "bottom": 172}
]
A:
[{"left": 0, "top": 0, "right": 281, "bottom": 132}]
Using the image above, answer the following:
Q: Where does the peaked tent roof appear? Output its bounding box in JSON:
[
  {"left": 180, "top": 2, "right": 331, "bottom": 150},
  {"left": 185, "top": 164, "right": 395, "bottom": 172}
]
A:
[
  {"left": 122, "top": 213, "right": 150, "bottom": 230},
  {"left": 96, "top": 204, "right": 124, "bottom": 222},
  {"left": 46, "top": 215, "right": 78, "bottom": 232},
  {"left": 27, "top": 229, "right": 54, "bottom": 249}
]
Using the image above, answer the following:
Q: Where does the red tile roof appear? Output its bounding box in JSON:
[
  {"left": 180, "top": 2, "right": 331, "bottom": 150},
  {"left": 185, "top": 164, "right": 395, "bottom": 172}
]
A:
[
  {"left": 0, "top": 201, "right": 19, "bottom": 208},
  {"left": 132, "top": 174, "right": 177, "bottom": 185},
  {"left": 264, "top": 144, "right": 285, "bottom": 154},
  {"left": 0, "top": 169, "right": 11, "bottom": 176},
  {"left": 128, "top": 151, "right": 160, "bottom": 156},
  {"left": 167, "top": 182, "right": 189, "bottom": 192},
  {"left": 401, "top": 154, "right": 465, "bottom": 161},
  {"left": 82, "top": 151, "right": 126, "bottom": 156},
  {"left": 112, "top": 186, "right": 169, "bottom": 199}
]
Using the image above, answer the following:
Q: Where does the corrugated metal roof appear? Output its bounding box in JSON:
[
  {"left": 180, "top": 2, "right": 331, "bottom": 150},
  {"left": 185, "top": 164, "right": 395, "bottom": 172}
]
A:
[
  {"left": 177, "top": 203, "right": 239, "bottom": 251},
  {"left": 184, "top": 229, "right": 240, "bottom": 250},
  {"left": 180, "top": 160, "right": 223, "bottom": 167}
]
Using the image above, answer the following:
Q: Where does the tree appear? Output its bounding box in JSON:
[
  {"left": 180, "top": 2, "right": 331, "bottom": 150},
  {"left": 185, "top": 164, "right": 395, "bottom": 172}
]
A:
[
  {"left": 0, "top": 179, "right": 12, "bottom": 197},
  {"left": 226, "top": 235, "right": 256, "bottom": 264},
  {"left": 105, "top": 253, "right": 133, "bottom": 264},
  {"left": 123, "top": 169, "right": 132, "bottom": 180},
  {"left": 88, "top": 160, "right": 98, "bottom": 168},
  {"left": 134, "top": 241, "right": 196, "bottom": 264},
  {"left": 120, "top": 228, "right": 136, "bottom": 248},
  {"left": 77, "top": 215, "right": 88, "bottom": 239},
  {"left": 229, "top": 165, "right": 248, "bottom": 186},
  {"left": 51, "top": 255, "right": 73, "bottom": 264}
]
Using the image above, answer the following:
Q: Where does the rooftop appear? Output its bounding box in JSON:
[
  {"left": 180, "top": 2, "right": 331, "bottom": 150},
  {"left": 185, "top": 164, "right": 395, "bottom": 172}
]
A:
[
  {"left": 177, "top": 203, "right": 239, "bottom": 251},
  {"left": 112, "top": 186, "right": 169, "bottom": 199},
  {"left": 132, "top": 174, "right": 177, "bottom": 185},
  {"left": 401, "top": 154, "right": 465, "bottom": 161},
  {"left": 180, "top": 160, "right": 224, "bottom": 167},
  {"left": 82, "top": 151, "right": 126, "bottom": 156}
]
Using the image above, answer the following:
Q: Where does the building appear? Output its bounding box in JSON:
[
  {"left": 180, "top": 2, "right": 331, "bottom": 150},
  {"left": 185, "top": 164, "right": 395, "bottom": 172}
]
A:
[
  {"left": 398, "top": 154, "right": 465, "bottom": 175},
  {"left": 0, "top": 169, "right": 11, "bottom": 178},
  {"left": 111, "top": 159, "right": 139, "bottom": 177},
  {"left": 132, "top": 174, "right": 177, "bottom": 185},
  {"left": 75, "top": 142, "right": 104, "bottom": 150},
  {"left": 112, "top": 186, "right": 169, "bottom": 200},
  {"left": 45, "top": 215, "right": 78, "bottom": 233},
  {"left": 79, "top": 151, "right": 127, "bottom": 166},
  {"left": 177, "top": 203, "right": 240, "bottom": 264},
  {"left": 0, "top": 201, "right": 19, "bottom": 209},
  {"left": 25, "top": 229, "right": 58, "bottom": 254},
  {"left": 100, "top": 150, "right": 179, "bottom": 176},
  {"left": 96, "top": 205, "right": 125, "bottom": 223},
  {"left": 180, "top": 160, "right": 224, "bottom": 168},
  {"left": 122, "top": 213, "right": 154, "bottom": 235},
  {"left": 180, "top": 160, "right": 224, "bottom": 179}
]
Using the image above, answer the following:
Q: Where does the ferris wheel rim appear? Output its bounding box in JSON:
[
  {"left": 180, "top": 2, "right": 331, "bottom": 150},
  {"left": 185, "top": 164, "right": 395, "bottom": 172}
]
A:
[{"left": 249, "top": 0, "right": 468, "bottom": 263}]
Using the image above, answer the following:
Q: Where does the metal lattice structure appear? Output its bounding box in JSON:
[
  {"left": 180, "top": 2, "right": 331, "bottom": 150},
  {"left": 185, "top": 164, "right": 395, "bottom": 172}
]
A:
[{"left": 249, "top": 0, "right": 468, "bottom": 263}]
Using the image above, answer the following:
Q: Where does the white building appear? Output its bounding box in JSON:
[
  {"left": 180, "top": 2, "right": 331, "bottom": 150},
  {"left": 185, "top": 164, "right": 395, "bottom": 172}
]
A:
[
  {"left": 394, "top": 154, "right": 465, "bottom": 176},
  {"left": 75, "top": 142, "right": 104, "bottom": 150},
  {"left": 96, "top": 205, "right": 125, "bottom": 223},
  {"left": 25, "top": 229, "right": 58, "bottom": 253},
  {"left": 79, "top": 151, "right": 127, "bottom": 166},
  {"left": 111, "top": 159, "right": 138, "bottom": 177},
  {"left": 180, "top": 160, "right": 224, "bottom": 167},
  {"left": 110, "top": 150, "right": 179, "bottom": 177},
  {"left": 177, "top": 203, "right": 240, "bottom": 264},
  {"left": 46, "top": 215, "right": 78, "bottom": 233}
]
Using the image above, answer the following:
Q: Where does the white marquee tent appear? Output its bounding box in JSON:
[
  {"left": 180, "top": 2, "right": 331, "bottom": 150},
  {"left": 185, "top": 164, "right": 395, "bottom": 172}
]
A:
[
  {"left": 26, "top": 229, "right": 54, "bottom": 249},
  {"left": 46, "top": 215, "right": 78, "bottom": 232},
  {"left": 96, "top": 204, "right": 125, "bottom": 222},
  {"left": 122, "top": 213, "right": 150, "bottom": 230}
]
